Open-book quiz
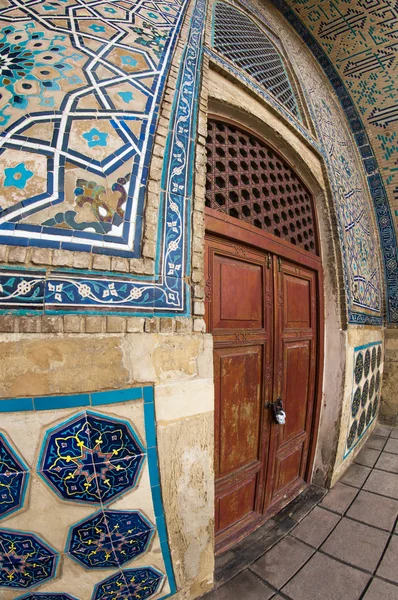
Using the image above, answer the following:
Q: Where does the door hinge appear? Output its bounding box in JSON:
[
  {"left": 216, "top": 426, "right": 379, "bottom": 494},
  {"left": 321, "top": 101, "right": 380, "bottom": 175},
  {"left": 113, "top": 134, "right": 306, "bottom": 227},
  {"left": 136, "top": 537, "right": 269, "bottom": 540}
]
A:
[
  {"left": 277, "top": 257, "right": 282, "bottom": 272},
  {"left": 267, "top": 253, "right": 271, "bottom": 269}
]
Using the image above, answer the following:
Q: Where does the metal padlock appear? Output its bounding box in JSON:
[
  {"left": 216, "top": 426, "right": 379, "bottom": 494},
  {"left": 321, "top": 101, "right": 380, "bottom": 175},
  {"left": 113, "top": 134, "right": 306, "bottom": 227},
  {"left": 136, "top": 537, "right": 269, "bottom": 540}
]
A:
[{"left": 268, "top": 398, "right": 286, "bottom": 425}]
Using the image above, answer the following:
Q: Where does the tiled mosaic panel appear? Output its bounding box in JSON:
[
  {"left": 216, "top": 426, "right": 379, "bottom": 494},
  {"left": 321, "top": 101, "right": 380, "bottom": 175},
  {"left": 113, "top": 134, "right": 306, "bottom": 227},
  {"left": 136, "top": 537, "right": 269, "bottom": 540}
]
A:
[
  {"left": 268, "top": 0, "right": 398, "bottom": 322},
  {"left": 0, "top": 432, "right": 29, "bottom": 521},
  {"left": 344, "top": 342, "right": 383, "bottom": 458},
  {"left": 213, "top": 2, "right": 301, "bottom": 119},
  {"left": 0, "top": 0, "right": 206, "bottom": 316},
  {"left": 230, "top": 0, "right": 383, "bottom": 323},
  {"left": 0, "top": 391, "right": 173, "bottom": 600},
  {"left": 38, "top": 411, "right": 145, "bottom": 504},
  {"left": 0, "top": 0, "right": 188, "bottom": 257}
]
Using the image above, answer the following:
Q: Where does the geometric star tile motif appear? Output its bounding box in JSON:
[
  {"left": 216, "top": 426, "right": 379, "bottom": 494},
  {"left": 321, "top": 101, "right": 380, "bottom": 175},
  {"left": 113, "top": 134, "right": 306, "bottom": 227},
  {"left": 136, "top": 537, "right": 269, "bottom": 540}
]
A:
[
  {"left": 0, "top": 433, "right": 29, "bottom": 521},
  {"left": 92, "top": 567, "right": 164, "bottom": 600},
  {"left": 0, "top": 529, "right": 58, "bottom": 589},
  {"left": 38, "top": 411, "right": 145, "bottom": 505},
  {"left": 344, "top": 341, "right": 383, "bottom": 458},
  {"left": 0, "top": 0, "right": 188, "bottom": 257},
  {"left": 67, "top": 510, "right": 155, "bottom": 569}
]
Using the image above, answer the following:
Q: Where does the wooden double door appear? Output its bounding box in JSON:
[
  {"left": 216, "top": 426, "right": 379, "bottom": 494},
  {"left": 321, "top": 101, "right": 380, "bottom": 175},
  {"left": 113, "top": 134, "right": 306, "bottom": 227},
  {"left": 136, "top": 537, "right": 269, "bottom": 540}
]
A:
[{"left": 205, "top": 210, "right": 322, "bottom": 554}]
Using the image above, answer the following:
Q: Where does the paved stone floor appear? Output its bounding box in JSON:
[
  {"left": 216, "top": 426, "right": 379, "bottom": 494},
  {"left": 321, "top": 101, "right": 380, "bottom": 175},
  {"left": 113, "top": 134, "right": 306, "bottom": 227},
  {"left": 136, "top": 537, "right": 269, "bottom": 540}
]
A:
[{"left": 205, "top": 424, "right": 398, "bottom": 600}]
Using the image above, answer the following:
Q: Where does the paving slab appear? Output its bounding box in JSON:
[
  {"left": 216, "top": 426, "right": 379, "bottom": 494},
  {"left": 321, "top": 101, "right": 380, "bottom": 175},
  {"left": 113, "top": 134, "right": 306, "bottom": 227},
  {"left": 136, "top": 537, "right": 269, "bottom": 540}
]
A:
[
  {"left": 320, "top": 517, "right": 389, "bottom": 571},
  {"left": 202, "top": 569, "right": 275, "bottom": 600},
  {"left": 282, "top": 552, "right": 369, "bottom": 600},
  {"left": 376, "top": 535, "right": 398, "bottom": 583},
  {"left": 290, "top": 506, "right": 340, "bottom": 548},
  {"left": 366, "top": 435, "right": 387, "bottom": 450},
  {"left": 390, "top": 428, "right": 398, "bottom": 439},
  {"left": 373, "top": 424, "right": 393, "bottom": 437},
  {"left": 362, "top": 578, "right": 398, "bottom": 599},
  {"left": 340, "top": 463, "right": 371, "bottom": 488},
  {"left": 250, "top": 536, "right": 313, "bottom": 590},
  {"left": 363, "top": 470, "right": 398, "bottom": 499},
  {"left": 346, "top": 490, "right": 398, "bottom": 532},
  {"left": 375, "top": 452, "right": 398, "bottom": 474},
  {"left": 355, "top": 446, "right": 381, "bottom": 468},
  {"left": 320, "top": 482, "right": 358, "bottom": 514},
  {"left": 384, "top": 438, "right": 398, "bottom": 455}
]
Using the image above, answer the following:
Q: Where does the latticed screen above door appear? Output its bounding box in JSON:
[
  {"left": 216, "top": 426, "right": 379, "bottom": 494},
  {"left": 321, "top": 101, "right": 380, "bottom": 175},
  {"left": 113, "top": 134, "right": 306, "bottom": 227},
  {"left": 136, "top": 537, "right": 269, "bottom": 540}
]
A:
[
  {"left": 213, "top": 2, "right": 301, "bottom": 120},
  {"left": 205, "top": 119, "right": 318, "bottom": 255}
]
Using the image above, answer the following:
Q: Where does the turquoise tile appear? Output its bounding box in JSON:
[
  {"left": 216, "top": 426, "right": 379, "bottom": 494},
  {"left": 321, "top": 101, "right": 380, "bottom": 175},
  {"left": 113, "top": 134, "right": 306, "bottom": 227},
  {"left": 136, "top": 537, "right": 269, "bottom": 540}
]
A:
[
  {"left": 0, "top": 397, "right": 34, "bottom": 412},
  {"left": 34, "top": 394, "right": 90, "bottom": 411},
  {"left": 90, "top": 387, "right": 143, "bottom": 406}
]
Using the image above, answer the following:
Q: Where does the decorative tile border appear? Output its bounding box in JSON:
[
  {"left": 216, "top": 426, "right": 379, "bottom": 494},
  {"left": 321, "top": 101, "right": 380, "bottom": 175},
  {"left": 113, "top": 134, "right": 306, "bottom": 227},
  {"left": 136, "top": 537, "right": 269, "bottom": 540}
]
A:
[
  {"left": 0, "top": 385, "right": 177, "bottom": 599},
  {"left": 269, "top": 0, "right": 398, "bottom": 324},
  {"left": 0, "top": 0, "right": 207, "bottom": 316},
  {"left": 343, "top": 341, "right": 383, "bottom": 459}
]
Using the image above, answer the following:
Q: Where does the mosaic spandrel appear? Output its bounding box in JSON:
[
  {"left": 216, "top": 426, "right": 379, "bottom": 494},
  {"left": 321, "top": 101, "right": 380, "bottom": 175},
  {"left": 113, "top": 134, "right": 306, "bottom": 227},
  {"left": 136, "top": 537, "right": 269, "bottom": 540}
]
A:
[
  {"left": 38, "top": 411, "right": 145, "bottom": 504},
  {"left": 0, "top": 0, "right": 187, "bottom": 256}
]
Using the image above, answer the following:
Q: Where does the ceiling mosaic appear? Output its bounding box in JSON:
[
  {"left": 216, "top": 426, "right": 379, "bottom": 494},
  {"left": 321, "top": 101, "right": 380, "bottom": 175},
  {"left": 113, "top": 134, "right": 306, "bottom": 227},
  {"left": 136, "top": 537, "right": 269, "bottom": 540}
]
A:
[{"left": 0, "top": 0, "right": 187, "bottom": 257}]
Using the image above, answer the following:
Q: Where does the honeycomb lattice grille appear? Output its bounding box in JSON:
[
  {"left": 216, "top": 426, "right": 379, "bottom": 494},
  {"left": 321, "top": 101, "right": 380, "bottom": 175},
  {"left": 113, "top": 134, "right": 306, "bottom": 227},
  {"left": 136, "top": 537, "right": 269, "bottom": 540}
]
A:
[
  {"left": 205, "top": 119, "right": 318, "bottom": 254},
  {"left": 213, "top": 2, "right": 301, "bottom": 120}
]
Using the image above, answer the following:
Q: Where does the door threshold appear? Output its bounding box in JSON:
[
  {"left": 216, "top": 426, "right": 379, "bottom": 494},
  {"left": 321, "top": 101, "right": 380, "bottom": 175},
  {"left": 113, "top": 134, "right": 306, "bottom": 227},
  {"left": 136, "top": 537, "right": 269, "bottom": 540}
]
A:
[{"left": 214, "top": 484, "right": 326, "bottom": 588}]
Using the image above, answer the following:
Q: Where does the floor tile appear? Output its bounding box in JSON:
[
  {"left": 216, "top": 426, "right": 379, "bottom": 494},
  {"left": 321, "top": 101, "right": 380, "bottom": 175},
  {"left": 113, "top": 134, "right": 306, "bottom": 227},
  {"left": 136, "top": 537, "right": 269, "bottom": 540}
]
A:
[
  {"left": 375, "top": 452, "right": 398, "bottom": 474},
  {"left": 346, "top": 490, "right": 398, "bottom": 531},
  {"left": 362, "top": 578, "right": 398, "bottom": 599},
  {"left": 340, "top": 463, "right": 371, "bottom": 488},
  {"left": 250, "top": 536, "right": 313, "bottom": 590},
  {"left": 376, "top": 535, "right": 398, "bottom": 583},
  {"left": 282, "top": 552, "right": 369, "bottom": 600},
  {"left": 363, "top": 470, "right": 398, "bottom": 499},
  {"left": 290, "top": 506, "right": 340, "bottom": 548},
  {"left": 355, "top": 447, "right": 381, "bottom": 468},
  {"left": 373, "top": 424, "right": 393, "bottom": 438},
  {"left": 202, "top": 570, "right": 275, "bottom": 600},
  {"left": 366, "top": 435, "right": 387, "bottom": 450},
  {"left": 390, "top": 428, "right": 398, "bottom": 440},
  {"left": 320, "top": 482, "right": 358, "bottom": 514},
  {"left": 384, "top": 439, "right": 398, "bottom": 455},
  {"left": 321, "top": 517, "right": 389, "bottom": 571}
]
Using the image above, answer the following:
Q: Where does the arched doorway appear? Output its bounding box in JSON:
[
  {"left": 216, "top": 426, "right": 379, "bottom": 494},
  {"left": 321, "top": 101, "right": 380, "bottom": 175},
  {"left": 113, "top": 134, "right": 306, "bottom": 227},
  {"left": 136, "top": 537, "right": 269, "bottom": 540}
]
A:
[{"left": 204, "top": 117, "right": 324, "bottom": 554}]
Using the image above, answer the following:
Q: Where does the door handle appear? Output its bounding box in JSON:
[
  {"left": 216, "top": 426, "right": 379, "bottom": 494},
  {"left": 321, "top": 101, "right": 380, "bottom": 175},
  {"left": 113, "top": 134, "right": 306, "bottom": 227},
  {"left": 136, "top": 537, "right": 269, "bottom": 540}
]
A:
[{"left": 267, "top": 398, "right": 286, "bottom": 425}]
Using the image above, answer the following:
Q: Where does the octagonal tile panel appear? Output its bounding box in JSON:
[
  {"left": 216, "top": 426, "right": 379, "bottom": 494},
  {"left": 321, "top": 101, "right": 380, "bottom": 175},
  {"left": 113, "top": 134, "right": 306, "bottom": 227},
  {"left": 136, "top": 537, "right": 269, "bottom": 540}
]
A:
[
  {"left": 38, "top": 411, "right": 145, "bottom": 505},
  {"left": 0, "top": 529, "right": 58, "bottom": 589},
  {"left": 0, "top": 433, "right": 29, "bottom": 520},
  {"left": 17, "top": 595, "right": 78, "bottom": 600},
  {"left": 92, "top": 567, "right": 164, "bottom": 600},
  {"left": 67, "top": 510, "right": 155, "bottom": 569}
]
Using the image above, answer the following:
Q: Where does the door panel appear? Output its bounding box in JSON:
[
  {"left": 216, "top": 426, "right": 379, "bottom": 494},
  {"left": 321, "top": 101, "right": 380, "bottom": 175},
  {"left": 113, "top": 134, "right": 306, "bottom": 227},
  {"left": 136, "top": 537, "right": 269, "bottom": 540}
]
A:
[
  {"left": 267, "top": 258, "right": 317, "bottom": 510},
  {"left": 206, "top": 235, "right": 273, "bottom": 552},
  {"left": 213, "top": 254, "right": 264, "bottom": 330},
  {"left": 216, "top": 346, "right": 263, "bottom": 477}
]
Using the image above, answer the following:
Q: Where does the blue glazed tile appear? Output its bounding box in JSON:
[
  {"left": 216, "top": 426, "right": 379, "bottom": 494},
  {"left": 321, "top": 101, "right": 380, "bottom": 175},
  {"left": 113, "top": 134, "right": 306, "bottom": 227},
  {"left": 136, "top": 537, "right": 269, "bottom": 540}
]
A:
[
  {"left": 90, "top": 387, "right": 143, "bottom": 406},
  {"left": 0, "top": 397, "right": 34, "bottom": 412},
  {"left": 34, "top": 394, "right": 90, "bottom": 411}
]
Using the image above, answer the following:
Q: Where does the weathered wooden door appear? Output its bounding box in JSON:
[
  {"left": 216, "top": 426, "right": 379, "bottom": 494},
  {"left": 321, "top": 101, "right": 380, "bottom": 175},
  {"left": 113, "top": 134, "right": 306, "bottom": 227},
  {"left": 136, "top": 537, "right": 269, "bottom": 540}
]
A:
[
  {"left": 205, "top": 222, "right": 320, "bottom": 554},
  {"left": 206, "top": 234, "right": 273, "bottom": 553}
]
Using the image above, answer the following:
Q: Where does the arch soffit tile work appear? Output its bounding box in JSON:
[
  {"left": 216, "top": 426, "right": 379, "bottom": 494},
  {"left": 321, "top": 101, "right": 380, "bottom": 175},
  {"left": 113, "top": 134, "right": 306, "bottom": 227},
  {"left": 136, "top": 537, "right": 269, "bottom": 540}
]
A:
[
  {"left": 266, "top": 0, "right": 398, "bottom": 324},
  {"left": 206, "top": 0, "right": 386, "bottom": 326}
]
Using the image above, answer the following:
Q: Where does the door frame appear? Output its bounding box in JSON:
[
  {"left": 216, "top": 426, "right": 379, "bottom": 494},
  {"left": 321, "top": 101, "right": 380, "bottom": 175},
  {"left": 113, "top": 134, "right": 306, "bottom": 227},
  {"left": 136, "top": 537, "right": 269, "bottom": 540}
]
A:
[{"left": 205, "top": 207, "right": 325, "bottom": 548}]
